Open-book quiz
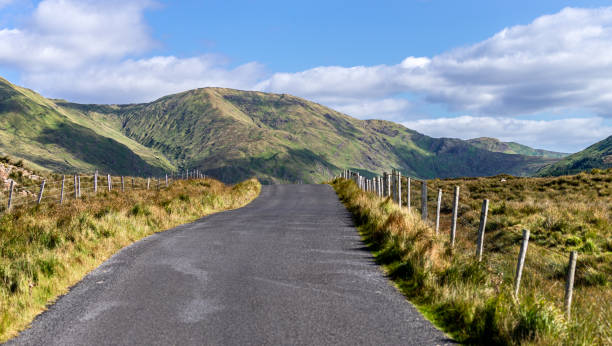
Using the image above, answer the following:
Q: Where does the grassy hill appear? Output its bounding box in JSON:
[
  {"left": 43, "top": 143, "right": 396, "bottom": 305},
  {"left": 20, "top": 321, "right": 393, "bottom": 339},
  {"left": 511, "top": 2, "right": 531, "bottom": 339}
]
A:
[
  {"left": 467, "top": 137, "right": 569, "bottom": 158},
  {"left": 537, "top": 135, "right": 612, "bottom": 176},
  {"left": 1, "top": 77, "right": 561, "bottom": 182},
  {"left": 61, "top": 88, "right": 559, "bottom": 183},
  {"left": 0, "top": 77, "right": 173, "bottom": 175}
]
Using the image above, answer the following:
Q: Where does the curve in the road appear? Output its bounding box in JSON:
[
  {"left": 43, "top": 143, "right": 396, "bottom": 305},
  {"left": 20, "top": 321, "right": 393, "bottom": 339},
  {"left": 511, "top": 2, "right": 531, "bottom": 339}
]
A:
[{"left": 8, "top": 184, "right": 453, "bottom": 346}]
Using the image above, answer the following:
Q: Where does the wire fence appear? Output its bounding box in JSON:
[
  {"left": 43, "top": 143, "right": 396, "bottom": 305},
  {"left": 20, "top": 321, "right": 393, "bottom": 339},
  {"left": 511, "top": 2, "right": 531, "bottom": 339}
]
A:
[
  {"left": 337, "top": 168, "right": 609, "bottom": 320},
  {"left": 0, "top": 169, "right": 208, "bottom": 214}
]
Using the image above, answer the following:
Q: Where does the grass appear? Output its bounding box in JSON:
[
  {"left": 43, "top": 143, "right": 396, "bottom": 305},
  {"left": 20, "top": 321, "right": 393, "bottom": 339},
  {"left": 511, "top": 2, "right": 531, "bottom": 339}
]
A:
[
  {"left": 331, "top": 169, "right": 611, "bottom": 345},
  {"left": 0, "top": 176, "right": 261, "bottom": 342}
]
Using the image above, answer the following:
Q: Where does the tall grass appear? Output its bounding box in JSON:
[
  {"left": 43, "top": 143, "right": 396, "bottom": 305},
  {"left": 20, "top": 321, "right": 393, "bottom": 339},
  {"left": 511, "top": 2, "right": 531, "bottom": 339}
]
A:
[
  {"left": 0, "top": 177, "right": 261, "bottom": 342},
  {"left": 332, "top": 172, "right": 610, "bottom": 345}
]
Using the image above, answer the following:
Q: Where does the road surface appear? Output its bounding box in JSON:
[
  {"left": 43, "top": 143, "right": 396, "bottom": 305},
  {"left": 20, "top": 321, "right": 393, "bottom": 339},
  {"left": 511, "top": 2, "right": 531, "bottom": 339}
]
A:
[{"left": 9, "top": 184, "right": 453, "bottom": 345}]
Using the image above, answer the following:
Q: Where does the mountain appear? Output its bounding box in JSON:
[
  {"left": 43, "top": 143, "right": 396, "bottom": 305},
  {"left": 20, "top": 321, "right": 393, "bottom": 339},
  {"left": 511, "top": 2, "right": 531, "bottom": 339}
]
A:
[
  {"left": 467, "top": 137, "right": 569, "bottom": 158},
  {"left": 0, "top": 77, "right": 560, "bottom": 182},
  {"left": 0, "top": 77, "right": 173, "bottom": 175},
  {"left": 58, "top": 88, "right": 559, "bottom": 183},
  {"left": 537, "top": 135, "right": 612, "bottom": 176}
]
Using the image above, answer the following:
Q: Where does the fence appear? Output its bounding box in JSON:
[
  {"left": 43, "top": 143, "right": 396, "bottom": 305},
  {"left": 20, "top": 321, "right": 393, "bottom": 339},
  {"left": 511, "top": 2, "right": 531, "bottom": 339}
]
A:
[
  {"left": 338, "top": 168, "right": 585, "bottom": 319},
  {"left": 0, "top": 169, "right": 208, "bottom": 214}
]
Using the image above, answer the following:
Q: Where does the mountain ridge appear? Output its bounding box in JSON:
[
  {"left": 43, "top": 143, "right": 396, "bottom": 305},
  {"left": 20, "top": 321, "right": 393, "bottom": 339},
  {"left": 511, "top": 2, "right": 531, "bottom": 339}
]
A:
[
  {"left": 467, "top": 137, "right": 569, "bottom": 158},
  {"left": 536, "top": 135, "right": 612, "bottom": 176},
  {"left": 0, "top": 78, "right": 563, "bottom": 182}
]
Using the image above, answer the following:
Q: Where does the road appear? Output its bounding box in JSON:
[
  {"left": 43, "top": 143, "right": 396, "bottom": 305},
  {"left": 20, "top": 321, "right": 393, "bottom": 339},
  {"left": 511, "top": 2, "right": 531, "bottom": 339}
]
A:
[{"left": 9, "top": 184, "right": 453, "bottom": 345}]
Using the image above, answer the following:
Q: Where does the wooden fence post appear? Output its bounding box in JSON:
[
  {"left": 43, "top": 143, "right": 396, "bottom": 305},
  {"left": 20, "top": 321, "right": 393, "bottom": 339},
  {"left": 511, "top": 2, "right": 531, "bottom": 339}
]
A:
[
  {"left": 147, "top": 178, "right": 150, "bottom": 190},
  {"left": 476, "top": 199, "right": 489, "bottom": 262},
  {"left": 165, "top": 174, "right": 168, "bottom": 187},
  {"left": 564, "top": 251, "right": 577, "bottom": 319},
  {"left": 74, "top": 175, "right": 78, "bottom": 199},
  {"left": 382, "top": 173, "right": 386, "bottom": 197},
  {"left": 421, "top": 181, "right": 428, "bottom": 221},
  {"left": 94, "top": 170, "right": 98, "bottom": 193},
  {"left": 7, "top": 179, "right": 14, "bottom": 211},
  {"left": 513, "top": 229, "right": 530, "bottom": 298},
  {"left": 391, "top": 170, "right": 396, "bottom": 201},
  {"left": 374, "top": 177, "right": 378, "bottom": 196},
  {"left": 121, "top": 176, "right": 125, "bottom": 192},
  {"left": 78, "top": 175, "right": 81, "bottom": 197},
  {"left": 60, "top": 175, "right": 65, "bottom": 204},
  {"left": 107, "top": 174, "right": 111, "bottom": 191},
  {"left": 132, "top": 177, "right": 135, "bottom": 189},
  {"left": 37, "top": 180, "right": 46, "bottom": 204},
  {"left": 374, "top": 177, "right": 377, "bottom": 196},
  {"left": 435, "top": 189, "right": 442, "bottom": 235},
  {"left": 450, "top": 186, "right": 460, "bottom": 247},
  {"left": 407, "top": 177, "right": 411, "bottom": 211},
  {"left": 373, "top": 176, "right": 376, "bottom": 195},
  {"left": 397, "top": 172, "right": 402, "bottom": 207}
]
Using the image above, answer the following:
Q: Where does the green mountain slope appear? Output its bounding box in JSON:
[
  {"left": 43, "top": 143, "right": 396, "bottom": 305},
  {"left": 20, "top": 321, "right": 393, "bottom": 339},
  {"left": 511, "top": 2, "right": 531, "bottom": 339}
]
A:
[
  {"left": 0, "top": 77, "right": 173, "bottom": 175},
  {"left": 0, "top": 77, "right": 562, "bottom": 183},
  {"left": 62, "top": 87, "right": 559, "bottom": 183},
  {"left": 537, "top": 135, "right": 612, "bottom": 176},
  {"left": 467, "top": 137, "right": 569, "bottom": 158}
]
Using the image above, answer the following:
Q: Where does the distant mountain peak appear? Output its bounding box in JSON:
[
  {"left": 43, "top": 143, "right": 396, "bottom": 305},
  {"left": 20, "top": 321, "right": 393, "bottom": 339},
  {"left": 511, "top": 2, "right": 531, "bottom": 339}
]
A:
[{"left": 467, "top": 137, "right": 569, "bottom": 159}]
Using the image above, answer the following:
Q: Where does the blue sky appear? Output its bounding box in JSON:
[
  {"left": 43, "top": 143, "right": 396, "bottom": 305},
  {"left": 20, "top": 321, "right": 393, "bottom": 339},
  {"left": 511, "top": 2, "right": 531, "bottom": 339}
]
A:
[
  {"left": 143, "top": 1, "right": 610, "bottom": 70},
  {"left": 0, "top": 0, "right": 611, "bottom": 152}
]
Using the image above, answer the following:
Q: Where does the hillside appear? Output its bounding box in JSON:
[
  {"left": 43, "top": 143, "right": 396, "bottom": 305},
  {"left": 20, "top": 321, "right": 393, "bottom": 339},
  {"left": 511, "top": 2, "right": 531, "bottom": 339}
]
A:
[
  {"left": 467, "top": 137, "right": 569, "bottom": 158},
  {"left": 58, "top": 88, "right": 560, "bottom": 183},
  {"left": 0, "top": 77, "right": 173, "bottom": 175},
  {"left": 0, "top": 76, "right": 560, "bottom": 182},
  {"left": 537, "top": 135, "right": 612, "bottom": 176}
]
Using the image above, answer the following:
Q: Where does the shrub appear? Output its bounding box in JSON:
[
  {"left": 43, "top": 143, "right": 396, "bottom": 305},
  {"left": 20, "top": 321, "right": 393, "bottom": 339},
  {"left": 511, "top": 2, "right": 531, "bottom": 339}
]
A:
[
  {"left": 514, "top": 297, "right": 566, "bottom": 342},
  {"left": 130, "top": 203, "right": 151, "bottom": 217}
]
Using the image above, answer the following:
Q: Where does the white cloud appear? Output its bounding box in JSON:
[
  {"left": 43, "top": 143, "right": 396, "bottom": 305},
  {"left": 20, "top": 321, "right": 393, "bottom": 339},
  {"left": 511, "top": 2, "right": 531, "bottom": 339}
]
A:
[
  {"left": 328, "top": 97, "right": 412, "bottom": 121},
  {"left": 256, "top": 64, "right": 402, "bottom": 99},
  {"left": 0, "top": 0, "right": 154, "bottom": 71},
  {"left": 259, "top": 7, "right": 612, "bottom": 118},
  {"left": 25, "top": 55, "right": 266, "bottom": 104},
  {"left": 402, "top": 116, "right": 612, "bottom": 153}
]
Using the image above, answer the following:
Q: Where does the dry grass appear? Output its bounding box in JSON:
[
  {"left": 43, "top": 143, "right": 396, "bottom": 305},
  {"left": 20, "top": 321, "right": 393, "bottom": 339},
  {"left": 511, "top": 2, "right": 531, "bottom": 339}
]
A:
[
  {"left": 0, "top": 177, "right": 261, "bottom": 342},
  {"left": 332, "top": 169, "right": 611, "bottom": 345}
]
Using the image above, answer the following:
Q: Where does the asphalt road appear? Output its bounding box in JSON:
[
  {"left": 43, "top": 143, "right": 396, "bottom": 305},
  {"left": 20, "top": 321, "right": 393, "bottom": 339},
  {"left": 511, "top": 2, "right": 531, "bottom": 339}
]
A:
[{"left": 9, "top": 184, "right": 453, "bottom": 346}]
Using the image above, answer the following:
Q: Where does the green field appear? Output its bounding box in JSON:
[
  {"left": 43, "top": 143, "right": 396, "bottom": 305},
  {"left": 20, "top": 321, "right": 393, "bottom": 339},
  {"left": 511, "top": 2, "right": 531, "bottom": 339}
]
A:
[{"left": 332, "top": 169, "right": 611, "bottom": 345}]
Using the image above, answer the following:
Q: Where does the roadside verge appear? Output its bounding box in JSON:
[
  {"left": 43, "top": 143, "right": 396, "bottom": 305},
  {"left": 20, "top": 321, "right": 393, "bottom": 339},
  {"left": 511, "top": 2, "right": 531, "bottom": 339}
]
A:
[{"left": 0, "top": 178, "right": 261, "bottom": 342}]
